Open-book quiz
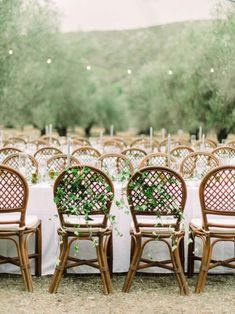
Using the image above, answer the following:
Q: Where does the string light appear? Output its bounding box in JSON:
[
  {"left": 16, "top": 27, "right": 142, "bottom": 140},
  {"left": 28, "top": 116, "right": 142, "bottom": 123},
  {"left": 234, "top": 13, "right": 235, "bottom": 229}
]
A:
[
  {"left": 8, "top": 49, "right": 13, "bottom": 55},
  {"left": 210, "top": 68, "right": 214, "bottom": 73},
  {"left": 168, "top": 69, "right": 173, "bottom": 75},
  {"left": 47, "top": 58, "right": 52, "bottom": 64},
  {"left": 127, "top": 69, "right": 132, "bottom": 75},
  {"left": 86, "top": 65, "right": 91, "bottom": 71}
]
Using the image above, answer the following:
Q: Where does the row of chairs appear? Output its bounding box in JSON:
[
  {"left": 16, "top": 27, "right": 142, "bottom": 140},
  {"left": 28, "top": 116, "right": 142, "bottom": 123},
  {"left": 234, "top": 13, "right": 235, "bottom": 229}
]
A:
[{"left": 0, "top": 164, "right": 234, "bottom": 295}]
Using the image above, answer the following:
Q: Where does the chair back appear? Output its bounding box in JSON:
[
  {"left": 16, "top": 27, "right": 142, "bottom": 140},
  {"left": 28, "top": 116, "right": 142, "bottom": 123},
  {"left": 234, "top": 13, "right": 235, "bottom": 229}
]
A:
[
  {"left": 180, "top": 152, "right": 220, "bottom": 179},
  {"left": 212, "top": 146, "right": 235, "bottom": 165},
  {"left": 122, "top": 148, "right": 147, "bottom": 170},
  {"left": 54, "top": 165, "right": 114, "bottom": 229},
  {"left": 2, "top": 153, "right": 38, "bottom": 179},
  {"left": 171, "top": 145, "right": 194, "bottom": 161},
  {"left": 130, "top": 138, "right": 159, "bottom": 153},
  {"left": 99, "top": 153, "right": 134, "bottom": 181},
  {"left": 71, "top": 137, "right": 91, "bottom": 146},
  {"left": 47, "top": 154, "right": 80, "bottom": 173},
  {"left": 72, "top": 146, "right": 101, "bottom": 166},
  {"left": 34, "top": 146, "right": 62, "bottom": 162},
  {"left": 227, "top": 140, "right": 235, "bottom": 148},
  {"left": 40, "top": 135, "right": 60, "bottom": 146},
  {"left": 0, "top": 165, "right": 28, "bottom": 228},
  {"left": 102, "top": 140, "right": 124, "bottom": 153},
  {"left": 139, "top": 152, "right": 173, "bottom": 168},
  {"left": 127, "top": 166, "right": 187, "bottom": 232},
  {"left": 199, "top": 166, "right": 235, "bottom": 230},
  {"left": 0, "top": 147, "right": 22, "bottom": 163}
]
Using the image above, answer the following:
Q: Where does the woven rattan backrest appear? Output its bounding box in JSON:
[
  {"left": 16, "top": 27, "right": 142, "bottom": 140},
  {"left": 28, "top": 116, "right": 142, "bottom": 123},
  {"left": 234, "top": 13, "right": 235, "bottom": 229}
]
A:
[
  {"left": 122, "top": 148, "right": 147, "bottom": 170},
  {"left": 112, "top": 137, "right": 127, "bottom": 147},
  {"left": 160, "top": 139, "right": 188, "bottom": 148},
  {"left": 130, "top": 138, "right": 159, "bottom": 152},
  {"left": 0, "top": 147, "right": 22, "bottom": 163},
  {"left": 2, "top": 153, "right": 39, "bottom": 178},
  {"left": 195, "top": 139, "right": 217, "bottom": 151},
  {"left": 34, "top": 146, "right": 62, "bottom": 162},
  {"left": 72, "top": 146, "right": 101, "bottom": 165},
  {"left": 3, "top": 140, "right": 13, "bottom": 147},
  {"left": 0, "top": 165, "right": 28, "bottom": 226},
  {"left": 8, "top": 137, "right": 26, "bottom": 145},
  {"left": 171, "top": 145, "right": 194, "bottom": 161},
  {"left": 139, "top": 152, "right": 172, "bottom": 168},
  {"left": 227, "top": 140, "right": 235, "bottom": 148},
  {"left": 47, "top": 154, "right": 80, "bottom": 173},
  {"left": 72, "top": 137, "right": 91, "bottom": 146},
  {"left": 99, "top": 153, "right": 134, "bottom": 179},
  {"left": 127, "top": 166, "right": 187, "bottom": 232},
  {"left": 28, "top": 139, "right": 48, "bottom": 150},
  {"left": 212, "top": 146, "right": 235, "bottom": 160},
  {"left": 54, "top": 165, "right": 114, "bottom": 228},
  {"left": 180, "top": 152, "right": 220, "bottom": 179},
  {"left": 199, "top": 166, "right": 235, "bottom": 229},
  {"left": 103, "top": 140, "right": 124, "bottom": 153},
  {"left": 40, "top": 135, "right": 60, "bottom": 146}
]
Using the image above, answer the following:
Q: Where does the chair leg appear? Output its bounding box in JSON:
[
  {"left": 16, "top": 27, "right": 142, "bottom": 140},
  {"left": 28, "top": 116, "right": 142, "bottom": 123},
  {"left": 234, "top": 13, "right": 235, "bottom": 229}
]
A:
[
  {"left": 97, "top": 236, "right": 112, "bottom": 294},
  {"left": 195, "top": 237, "right": 211, "bottom": 294},
  {"left": 179, "top": 237, "right": 185, "bottom": 272},
  {"left": 35, "top": 222, "right": 42, "bottom": 277},
  {"left": 172, "top": 239, "right": 190, "bottom": 296},
  {"left": 49, "top": 235, "right": 69, "bottom": 293},
  {"left": 107, "top": 234, "right": 113, "bottom": 277},
  {"left": 122, "top": 236, "right": 142, "bottom": 293},
  {"left": 19, "top": 234, "right": 33, "bottom": 292},
  {"left": 187, "top": 230, "right": 195, "bottom": 278}
]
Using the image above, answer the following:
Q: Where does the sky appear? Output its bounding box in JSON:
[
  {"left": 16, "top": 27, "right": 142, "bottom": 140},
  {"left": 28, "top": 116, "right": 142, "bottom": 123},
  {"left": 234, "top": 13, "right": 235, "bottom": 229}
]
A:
[{"left": 52, "top": 0, "right": 227, "bottom": 32}]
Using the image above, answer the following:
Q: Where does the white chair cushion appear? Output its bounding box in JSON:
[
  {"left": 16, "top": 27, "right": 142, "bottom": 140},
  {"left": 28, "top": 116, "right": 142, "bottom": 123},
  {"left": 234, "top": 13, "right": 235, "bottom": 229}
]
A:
[
  {"left": 0, "top": 214, "right": 39, "bottom": 231},
  {"left": 191, "top": 218, "right": 235, "bottom": 234},
  {"left": 63, "top": 215, "right": 109, "bottom": 233},
  {"left": 132, "top": 216, "right": 177, "bottom": 234}
]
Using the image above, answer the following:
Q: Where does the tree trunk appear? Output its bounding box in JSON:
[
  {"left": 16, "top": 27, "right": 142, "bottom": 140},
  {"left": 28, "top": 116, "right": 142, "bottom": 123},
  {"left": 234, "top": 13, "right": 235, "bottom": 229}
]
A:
[
  {"left": 217, "top": 128, "right": 228, "bottom": 143},
  {"left": 56, "top": 126, "right": 67, "bottom": 137},
  {"left": 85, "top": 121, "right": 94, "bottom": 137}
]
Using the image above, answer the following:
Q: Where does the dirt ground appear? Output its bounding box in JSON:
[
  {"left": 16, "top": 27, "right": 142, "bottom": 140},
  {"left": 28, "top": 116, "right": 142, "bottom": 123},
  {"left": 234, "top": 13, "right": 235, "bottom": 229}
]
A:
[{"left": 0, "top": 274, "right": 234, "bottom": 314}]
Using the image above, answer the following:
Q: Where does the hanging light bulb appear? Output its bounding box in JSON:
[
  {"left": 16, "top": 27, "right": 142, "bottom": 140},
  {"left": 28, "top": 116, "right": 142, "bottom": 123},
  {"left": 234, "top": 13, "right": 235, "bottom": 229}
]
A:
[
  {"left": 86, "top": 65, "right": 91, "bottom": 71},
  {"left": 8, "top": 49, "right": 13, "bottom": 55},
  {"left": 127, "top": 69, "right": 132, "bottom": 75},
  {"left": 47, "top": 58, "right": 52, "bottom": 64}
]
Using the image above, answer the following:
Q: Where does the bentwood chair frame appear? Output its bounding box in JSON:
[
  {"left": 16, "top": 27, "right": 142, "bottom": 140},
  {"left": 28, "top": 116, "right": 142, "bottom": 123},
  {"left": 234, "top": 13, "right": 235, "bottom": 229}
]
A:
[
  {"left": 71, "top": 137, "right": 91, "bottom": 146},
  {"left": 28, "top": 139, "right": 48, "bottom": 150},
  {"left": 49, "top": 165, "right": 114, "bottom": 294},
  {"left": 130, "top": 138, "right": 159, "bottom": 152},
  {"left": 0, "top": 165, "right": 41, "bottom": 292},
  {"left": 99, "top": 153, "right": 134, "bottom": 180},
  {"left": 122, "top": 148, "right": 147, "bottom": 169},
  {"left": 211, "top": 146, "right": 235, "bottom": 160},
  {"left": 227, "top": 140, "right": 235, "bottom": 148},
  {"left": 171, "top": 145, "right": 194, "bottom": 161},
  {"left": 195, "top": 139, "right": 217, "bottom": 151},
  {"left": 72, "top": 146, "right": 101, "bottom": 165},
  {"left": 179, "top": 152, "right": 220, "bottom": 179},
  {"left": 8, "top": 137, "right": 27, "bottom": 145},
  {"left": 2, "top": 153, "right": 39, "bottom": 178},
  {"left": 34, "top": 146, "right": 62, "bottom": 162},
  {"left": 187, "top": 166, "right": 235, "bottom": 293},
  {"left": 102, "top": 139, "right": 124, "bottom": 153},
  {"left": 122, "top": 166, "right": 189, "bottom": 295},
  {"left": 0, "top": 147, "right": 22, "bottom": 163},
  {"left": 47, "top": 154, "right": 80, "bottom": 173},
  {"left": 138, "top": 152, "right": 174, "bottom": 169}
]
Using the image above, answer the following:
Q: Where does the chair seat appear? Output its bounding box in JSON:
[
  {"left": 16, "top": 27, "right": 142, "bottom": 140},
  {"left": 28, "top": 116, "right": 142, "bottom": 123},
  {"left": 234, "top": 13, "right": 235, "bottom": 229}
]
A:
[
  {"left": 131, "top": 216, "right": 177, "bottom": 234},
  {"left": 190, "top": 218, "right": 235, "bottom": 234},
  {"left": 63, "top": 215, "right": 109, "bottom": 233},
  {"left": 0, "top": 214, "right": 39, "bottom": 231}
]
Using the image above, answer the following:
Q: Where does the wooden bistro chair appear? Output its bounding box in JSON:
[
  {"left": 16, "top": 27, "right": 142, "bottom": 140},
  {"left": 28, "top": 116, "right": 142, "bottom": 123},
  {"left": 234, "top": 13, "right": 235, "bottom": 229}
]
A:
[
  {"left": 180, "top": 152, "right": 220, "bottom": 180},
  {"left": 34, "top": 146, "right": 62, "bottom": 163},
  {"left": 40, "top": 135, "right": 60, "bottom": 146},
  {"left": 130, "top": 138, "right": 159, "bottom": 153},
  {"left": 102, "top": 139, "right": 124, "bottom": 154},
  {"left": 0, "top": 147, "right": 22, "bottom": 163},
  {"left": 0, "top": 165, "right": 41, "bottom": 291},
  {"left": 139, "top": 152, "right": 174, "bottom": 169},
  {"left": 72, "top": 146, "right": 101, "bottom": 166},
  {"left": 188, "top": 166, "right": 235, "bottom": 293},
  {"left": 2, "top": 153, "right": 39, "bottom": 179},
  {"left": 49, "top": 165, "right": 114, "bottom": 294},
  {"left": 122, "top": 166, "right": 189, "bottom": 295},
  {"left": 47, "top": 154, "right": 80, "bottom": 174},
  {"left": 122, "top": 148, "right": 147, "bottom": 170},
  {"left": 211, "top": 146, "right": 235, "bottom": 163},
  {"left": 171, "top": 145, "right": 194, "bottom": 162}
]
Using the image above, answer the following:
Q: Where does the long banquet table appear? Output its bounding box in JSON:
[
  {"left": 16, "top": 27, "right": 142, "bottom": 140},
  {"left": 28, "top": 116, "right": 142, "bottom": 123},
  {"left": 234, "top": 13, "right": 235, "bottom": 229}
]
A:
[{"left": 0, "top": 180, "right": 234, "bottom": 275}]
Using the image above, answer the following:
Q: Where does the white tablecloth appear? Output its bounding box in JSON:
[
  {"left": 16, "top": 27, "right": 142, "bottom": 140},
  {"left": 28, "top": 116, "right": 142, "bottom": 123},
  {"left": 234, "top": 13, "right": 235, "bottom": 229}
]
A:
[{"left": 0, "top": 181, "right": 234, "bottom": 275}]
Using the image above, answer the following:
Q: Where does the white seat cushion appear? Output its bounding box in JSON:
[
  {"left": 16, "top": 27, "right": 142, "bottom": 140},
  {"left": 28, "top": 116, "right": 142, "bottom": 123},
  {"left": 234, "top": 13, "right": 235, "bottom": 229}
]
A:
[
  {"left": 132, "top": 216, "right": 177, "bottom": 234},
  {"left": 63, "top": 215, "right": 109, "bottom": 233},
  {"left": 0, "top": 214, "right": 39, "bottom": 231},
  {"left": 191, "top": 218, "right": 235, "bottom": 234}
]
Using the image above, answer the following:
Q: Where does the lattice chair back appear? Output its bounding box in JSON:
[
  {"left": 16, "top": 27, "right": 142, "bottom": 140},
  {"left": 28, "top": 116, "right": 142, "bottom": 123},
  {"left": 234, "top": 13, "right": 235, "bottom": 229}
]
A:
[
  {"left": 34, "top": 146, "right": 62, "bottom": 163},
  {"left": 99, "top": 153, "right": 134, "bottom": 181},
  {"left": 139, "top": 152, "right": 173, "bottom": 169},
  {"left": 195, "top": 139, "right": 217, "bottom": 151},
  {"left": 0, "top": 165, "right": 28, "bottom": 228},
  {"left": 171, "top": 145, "right": 194, "bottom": 162},
  {"left": 72, "top": 146, "right": 101, "bottom": 166},
  {"left": 160, "top": 139, "right": 188, "bottom": 150},
  {"left": 211, "top": 146, "right": 235, "bottom": 165},
  {"left": 130, "top": 138, "right": 159, "bottom": 153},
  {"left": 0, "top": 147, "right": 22, "bottom": 163},
  {"left": 227, "top": 140, "right": 235, "bottom": 148},
  {"left": 112, "top": 137, "right": 127, "bottom": 147},
  {"left": 8, "top": 137, "right": 27, "bottom": 145},
  {"left": 127, "top": 166, "right": 187, "bottom": 232},
  {"left": 47, "top": 154, "right": 80, "bottom": 174},
  {"left": 122, "top": 148, "right": 147, "bottom": 170},
  {"left": 102, "top": 140, "right": 124, "bottom": 154},
  {"left": 180, "top": 152, "right": 220, "bottom": 179},
  {"left": 71, "top": 137, "right": 91, "bottom": 146},
  {"left": 2, "top": 140, "right": 13, "bottom": 147},
  {"left": 199, "top": 166, "right": 235, "bottom": 230},
  {"left": 28, "top": 139, "right": 48, "bottom": 151},
  {"left": 2, "top": 153, "right": 39, "bottom": 179},
  {"left": 40, "top": 136, "right": 60, "bottom": 146},
  {"left": 54, "top": 165, "right": 114, "bottom": 229}
]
